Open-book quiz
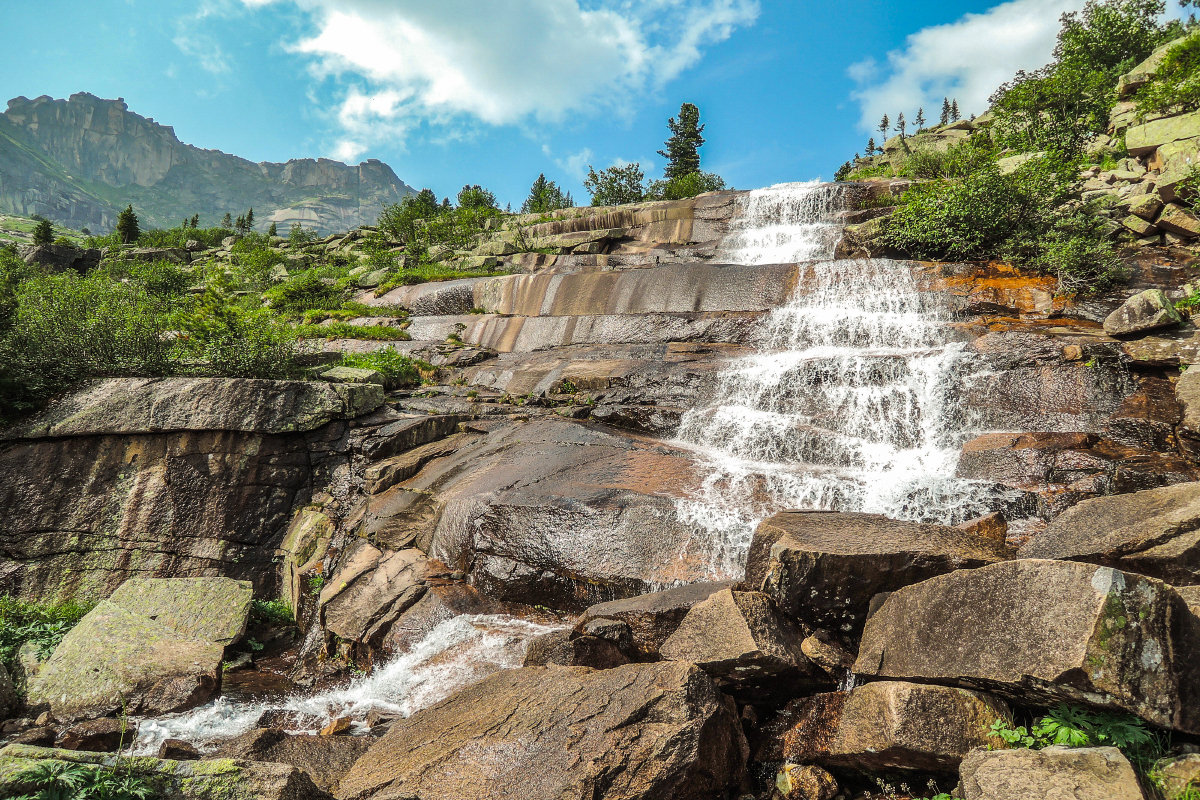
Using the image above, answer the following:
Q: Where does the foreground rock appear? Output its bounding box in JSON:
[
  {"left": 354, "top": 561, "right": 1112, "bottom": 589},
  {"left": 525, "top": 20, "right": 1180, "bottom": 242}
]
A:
[
  {"left": 337, "top": 662, "right": 747, "bottom": 800},
  {"left": 758, "top": 682, "right": 1009, "bottom": 773},
  {"left": 746, "top": 511, "right": 1008, "bottom": 636},
  {"left": 1019, "top": 482, "right": 1200, "bottom": 585},
  {"left": 1103, "top": 289, "right": 1182, "bottom": 336},
  {"left": 958, "top": 746, "right": 1145, "bottom": 800},
  {"left": 27, "top": 577, "right": 251, "bottom": 722},
  {"left": 213, "top": 728, "right": 373, "bottom": 794},
  {"left": 576, "top": 582, "right": 735, "bottom": 658},
  {"left": 854, "top": 559, "right": 1194, "bottom": 731},
  {"left": 0, "top": 743, "right": 333, "bottom": 800}
]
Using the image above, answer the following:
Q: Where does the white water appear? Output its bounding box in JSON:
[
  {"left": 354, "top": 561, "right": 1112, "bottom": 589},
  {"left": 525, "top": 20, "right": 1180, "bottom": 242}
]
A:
[
  {"left": 676, "top": 181, "right": 1003, "bottom": 577},
  {"left": 133, "top": 614, "right": 560, "bottom": 754}
]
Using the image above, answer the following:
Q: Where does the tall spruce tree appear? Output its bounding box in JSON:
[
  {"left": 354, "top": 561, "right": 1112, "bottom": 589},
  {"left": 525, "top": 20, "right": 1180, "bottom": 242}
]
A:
[
  {"left": 246, "top": 208, "right": 255, "bottom": 229},
  {"left": 657, "top": 103, "right": 706, "bottom": 180},
  {"left": 866, "top": 137, "right": 877, "bottom": 155},
  {"left": 950, "top": 100, "right": 960, "bottom": 121},
  {"left": 520, "top": 173, "right": 571, "bottom": 214},
  {"left": 878, "top": 114, "right": 890, "bottom": 138},
  {"left": 116, "top": 205, "right": 139, "bottom": 244},
  {"left": 221, "top": 213, "right": 232, "bottom": 229},
  {"left": 895, "top": 112, "right": 907, "bottom": 137},
  {"left": 940, "top": 97, "right": 952, "bottom": 125},
  {"left": 190, "top": 214, "right": 199, "bottom": 228},
  {"left": 32, "top": 218, "right": 53, "bottom": 246},
  {"left": 267, "top": 221, "right": 278, "bottom": 237},
  {"left": 915, "top": 107, "right": 926, "bottom": 130}
]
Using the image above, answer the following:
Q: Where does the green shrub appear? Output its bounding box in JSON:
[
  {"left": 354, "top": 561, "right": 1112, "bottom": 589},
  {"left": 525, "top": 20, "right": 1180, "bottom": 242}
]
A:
[
  {"left": 1138, "top": 31, "right": 1200, "bottom": 115},
  {"left": 138, "top": 226, "right": 232, "bottom": 249},
  {"left": 989, "top": 704, "right": 1161, "bottom": 771},
  {"left": 6, "top": 759, "right": 156, "bottom": 800},
  {"left": 645, "top": 171, "right": 726, "bottom": 200},
  {"left": 249, "top": 599, "right": 294, "bottom": 628},
  {"left": 338, "top": 347, "right": 431, "bottom": 387},
  {"left": 263, "top": 270, "right": 345, "bottom": 313},
  {"left": 294, "top": 322, "right": 411, "bottom": 342},
  {"left": 124, "top": 260, "right": 192, "bottom": 297},
  {"left": 0, "top": 595, "right": 93, "bottom": 673}
]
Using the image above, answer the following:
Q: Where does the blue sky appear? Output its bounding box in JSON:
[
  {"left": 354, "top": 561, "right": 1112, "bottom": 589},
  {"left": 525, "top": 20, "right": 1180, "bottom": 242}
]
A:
[{"left": 0, "top": 0, "right": 1148, "bottom": 208}]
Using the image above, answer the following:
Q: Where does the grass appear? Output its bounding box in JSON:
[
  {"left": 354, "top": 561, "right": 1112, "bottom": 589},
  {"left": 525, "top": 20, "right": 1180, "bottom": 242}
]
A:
[
  {"left": 294, "top": 322, "right": 411, "bottom": 341},
  {"left": 0, "top": 595, "right": 93, "bottom": 675},
  {"left": 339, "top": 347, "right": 433, "bottom": 388}
]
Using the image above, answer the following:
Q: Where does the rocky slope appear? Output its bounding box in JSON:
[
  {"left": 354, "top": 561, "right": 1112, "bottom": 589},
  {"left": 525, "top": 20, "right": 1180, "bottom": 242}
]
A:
[
  {"left": 4, "top": 184, "right": 1200, "bottom": 799},
  {"left": 0, "top": 93, "right": 415, "bottom": 233}
]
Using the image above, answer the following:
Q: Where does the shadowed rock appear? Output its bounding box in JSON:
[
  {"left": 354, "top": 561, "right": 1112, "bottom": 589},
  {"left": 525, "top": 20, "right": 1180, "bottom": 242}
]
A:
[
  {"left": 337, "top": 663, "right": 747, "bottom": 800},
  {"left": 1103, "top": 289, "right": 1182, "bottom": 337},
  {"left": 213, "top": 728, "right": 373, "bottom": 794},
  {"left": 578, "top": 581, "right": 735, "bottom": 657}
]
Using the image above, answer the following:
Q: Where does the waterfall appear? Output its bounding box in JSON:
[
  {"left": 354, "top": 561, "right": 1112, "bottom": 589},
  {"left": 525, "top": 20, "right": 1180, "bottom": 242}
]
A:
[{"left": 675, "top": 181, "right": 1002, "bottom": 578}]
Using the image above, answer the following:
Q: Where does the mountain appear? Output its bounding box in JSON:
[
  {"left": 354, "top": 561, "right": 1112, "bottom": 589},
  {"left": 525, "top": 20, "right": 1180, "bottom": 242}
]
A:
[{"left": 0, "top": 93, "right": 415, "bottom": 234}]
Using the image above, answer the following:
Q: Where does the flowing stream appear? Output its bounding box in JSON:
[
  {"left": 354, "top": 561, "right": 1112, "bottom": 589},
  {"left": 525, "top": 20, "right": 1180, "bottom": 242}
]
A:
[{"left": 675, "top": 181, "right": 1003, "bottom": 577}]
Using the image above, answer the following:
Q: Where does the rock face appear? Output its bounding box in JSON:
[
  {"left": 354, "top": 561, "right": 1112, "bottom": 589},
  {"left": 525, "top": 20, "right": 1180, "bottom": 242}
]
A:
[
  {"left": 0, "top": 744, "right": 334, "bottom": 800},
  {"left": 855, "top": 559, "right": 1194, "bottom": 732},
  {"left": 0, "top": 92, "right": 415, "bottom": 233},
  {"left": 759, "top": 682, "right": 1010, "bottom": 772},
  {"left": 337, "top": 662, "right": 747, "bottom": 800},
  {"left": 746, "top": 512, "right": 1008, "bottom": 636},
  {"left": 0, "top": 378, "right": 382, "bottom": 599},
  {"left": 958, "top": 746, "right": 1145, "bottom": 800},
  {"left": 577, "top": 582, "right": 736, "bottom": 657},
  {"left": 26, "top": 577, "right": 251, "bottom": 721},
  {"left": 1019, "top": 482, "right": 1200, "bottom": 584},
  {"left": 1102, "top": 289, "right": 1182, "bottom": 336}
]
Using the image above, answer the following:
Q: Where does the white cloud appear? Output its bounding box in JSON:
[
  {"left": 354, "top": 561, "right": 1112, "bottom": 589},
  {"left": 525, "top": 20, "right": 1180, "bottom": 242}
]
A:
[
  {"left": 241, "top": 0, "right": 759, "bottom": 160},
  {"left": 173, "top": 30, "right": 232, "bottom": 75},
  {"left": 848, "top": 0, "right": 1087, "bottom": 132}
]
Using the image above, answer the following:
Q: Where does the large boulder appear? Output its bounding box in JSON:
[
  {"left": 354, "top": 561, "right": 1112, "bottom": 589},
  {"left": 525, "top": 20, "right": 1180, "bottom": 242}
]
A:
[
  {"left": 336, "top": 662, "right": 747, "bottom": 800},
  {"left": 1019, "top": 482, "right": 1200, "bottom": 585},
  {"left": 318, "top": 543, "right": 428, "bottom": 645},
  {"left": 1103, "top": 289, "right": 1182, "bottom": 337},
  {"left": 1126, "top": 110, "right": 1200, "bottom": 156},
  {"left": 27, "top": 577, "right": 251, "bottom": 722},
  {"left": 658, "top": 588, "right": 820, "bottom": 697},
  {"left": 576, "top": 581, "right": 735, "bottom": 658},
  {"left": 19, "top": 243, "right": 101, "bottom": 272},
  {"left": 746, "top": 512, "right": 1008, "bottom": 636},
  {"left": 0, "top": 744, "right": 333, "bottom": 800},
  {"left": 758, "top": 682, "right": 1010, "bottom": 772},
  {"left": 855, "top": 559, "right": 1196, "bottom": 732},
  {"left": 957, "top": 746, "right": 1145, "bottom": 800}
]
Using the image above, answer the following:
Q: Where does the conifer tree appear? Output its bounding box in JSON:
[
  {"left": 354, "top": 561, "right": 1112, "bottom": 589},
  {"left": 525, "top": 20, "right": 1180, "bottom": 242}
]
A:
[
  {"left": 521, "top": 173, "right": 571, "bottom": 214},
  {"left": 32, "top": 218, "right": 53, "bottom": 246},
  {"left": 657, "top": 103, "right": 706, "bottom": 180},
  {"left": 221, "top": 213, "right": 232, "bottom": 229},
  {"left": 866, "top": 137, "right": 877, "bottom": 155},
  {"left": 950, "top": 100, "right": 960, "bottom": 122},
  {"left": 895, "top": 112, "right": 907, "bottom": 138},
  {"left": 878, "top": 114, "right": 890, "bottom": 138},
  {"left": 191, "top": 214, "right": 199, "bottom": 228},
  {"left": 267, "top": 221, "right": 277, "bottom": 237},
  {"left": 246, "top": 208, "right": 254, "bottom": 229},
  {"left": 116, "top": 205, "right": 140, "bottom": 244},
  {"left": 940, "top": 97, "right": 952, "bottom": 126},
  {"left": 915, "top": 108, "right": 926, "bottom": 130}
]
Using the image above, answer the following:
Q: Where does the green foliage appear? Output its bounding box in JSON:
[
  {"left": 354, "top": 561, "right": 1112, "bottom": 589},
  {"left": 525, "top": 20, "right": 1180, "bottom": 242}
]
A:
[
  {"left": 249, "top": 599, "right": 294, "bottom": 628},
  {"left": 1138, "top": 30, "right": 1200, "bottom": 115},
  {"left": 521, "top": 174, "right": 573, "bottom": 214},
  {"left": 378, "top": 189, "right": 441, "bottom": 247},
  {"left": 374, "top": 262, "right": 506, "bottom": 292},
  {"left": 32, "top": 219, "right": 53, "bottom": 246},
  {"left": 646, "top": 171, "right": 727, "bottom": 201},
  {"left": 0, "top": 595, "right": 92, "bottom": 673},
  {"left": 901, "top": 139, "right": 999, "bottom": 179},
  {"left": 378, "top": 188, "right": 502, "bottom": 259},
  {"left": 456, "top": 184, "right": 499, "bottom": 211},
  {"left": 991, "top": 0, "right": 1172, "bottom": 154},
  {"left": 7, "top": 759, "right": 156, "bottom": 800},
  {"left": 989, "top": 704, "right": 1159, "bottom": 767},
  {"left": 138, "top": 225, "right": 231, "bottom": 249},
  {"left": 658, "top": 102, "right": 706, "bottom": 180},
  {"left": 338, "top": 346, "right": 431, "bottom": 387},
  {"left": 584, "top": 163, "right": 647, "bottom": 206},
  {"left": 263, "top": 270, "right": 345, "bottom": 314},
  {"left": 115, "top": 205, "right": 140, "bottom": 245},
  {"left": 288, "top": 223, "right": 318, "bottom": 248},
  {"left": 293, "top": 322, "right": 411, "bottom": 341}
]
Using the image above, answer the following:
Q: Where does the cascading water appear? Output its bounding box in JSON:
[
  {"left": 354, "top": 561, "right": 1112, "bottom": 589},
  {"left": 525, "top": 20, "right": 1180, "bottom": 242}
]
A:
[
  {"left": 675, "top": 181, "right": 1004, "bottom": 577},
  {"left": 132, "top": 614, "right": 561, "bottom": 754}
]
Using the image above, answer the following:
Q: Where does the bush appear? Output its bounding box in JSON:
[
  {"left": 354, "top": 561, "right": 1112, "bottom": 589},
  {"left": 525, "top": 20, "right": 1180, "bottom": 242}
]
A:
[
  {"left": 989, "top": 704, "right": 1161, "bottom": 773},
  {"left": 645, "top": 171, "right": 726, "bottom": 200},
  {"left": 249, "top": 599, "right": 294, "bottom": 628},
  {"left": 6, "top": 759, "right": 157, "bottom": 800},
  {"left": 0, "top": 595, "right": 92, "bottom": 673},
  {"left": 584, "top": 163, "right": 646, "bottom": 206},
  {"left": 338, "top": 347, "right": 430, "bottom": 387},
  {"left": 138, "top": 226, "right": 232, "bottom": 249},
  {"left": 1137, "top": 30, "right": 1200, "bottom": 116},
  {"left": 263, "top": 270, "right": 345, "bottom": 314}
]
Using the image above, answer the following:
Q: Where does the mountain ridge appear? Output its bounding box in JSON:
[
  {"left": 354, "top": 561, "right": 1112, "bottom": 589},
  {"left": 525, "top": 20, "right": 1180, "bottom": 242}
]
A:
[{"left": 0, "top": 92, "right": 415, "bottom": 234}]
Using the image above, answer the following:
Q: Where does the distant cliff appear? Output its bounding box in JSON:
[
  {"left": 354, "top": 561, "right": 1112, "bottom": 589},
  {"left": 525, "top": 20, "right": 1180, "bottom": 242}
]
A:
[{"left": 0, "top": 93, "right": 415, "bottom": 234}]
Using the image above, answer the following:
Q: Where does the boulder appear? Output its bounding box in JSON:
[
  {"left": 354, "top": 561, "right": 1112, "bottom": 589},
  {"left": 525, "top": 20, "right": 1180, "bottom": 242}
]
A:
[
  {"left": 107, "top": 577, "right": 253, "bottom": 645},
  {"left": 27, "top": 577, "right": 251, "bottom": 722},
  {"left": 1103, "top": 289, "right": 1182, "bottom": 337},
  {"left": 0, "top": 744, "right": 334, "bottom": 800},
  {"left": 1176, "top": 369, "right": 1200, "bottom": 459},
  {"left": 1128, "top": 193, "right": 1164, "bottom": 220},
  {"left": 577, "top": 581, "right": 735, "bottom": 658},
  {"left": 122, "top": 247, "right": 191, "bottom": 264},
  {"left": 1118, "top": 36, "right": 1188, "bottom": 97},
  {"left": 212, "top": 727, "right": 373, "bottom": 794},
  {"left": 747, "top": 512, "right": 1007, "bottom": 636},
  {"left": 1126, "top": 110, "right": 1200, "bottom": 156},
  {"left": 758, "top": 682, "right": 1010, "bottom": 772},
  {"left": 1157, "top": 204, "right": 1200, "bottom": 239},
  {"left": 19, "top": 243, "right": 101, "bottom": 272},
  {"left": 958, "top": 746, "right": 1145, "bottom": 800},
  {"left": 773, "top": 764, "right": 838, "bottom": 800},
  {"left": 319, "top": 543, "right": 427, "bottom": 645},
  {"left": 279, "top": 509, "right": 333, "bottom": 617},
  {"left": 158, "top": 739, "right": 201, "bottom": 760},
  {"left": 319, "top": 366, "right": 384, "bottom": 386},
  {"left": 659, "top": 589, "right": 819, "bottom": 697},
  {"left": 56, "top": 718, "right": 137, "bottom": 752},
  {"left": 1151, "top": 753, "right": 1200, "bottom": 799},
  {"left": 337, "top": 662, "right": 747, "bottom": 800},
  {"left": 522, "top": 628, "right": 632, "bottom": 669},
  {"left": 1019, "top": 482, "right": 1200, "bottom": 585},
  {"left": 854, "top": 559, "right": 1193, "bottom": 732}
]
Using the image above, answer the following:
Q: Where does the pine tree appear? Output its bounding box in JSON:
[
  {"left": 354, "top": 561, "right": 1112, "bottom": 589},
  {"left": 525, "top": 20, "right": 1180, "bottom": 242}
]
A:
[
  {"left": 246, "top": 208, "right": 254, "bottom": 229},
  {"left": 267, "top": 221, "right": 277, "bottom": 237},
  {"left": 950, "top": 100, "right": 960, "bottom": 122},
  {"left": 915, "top": 108, "right": 926, "bottom": 130},
  {"left": 895, "top": 112, "right": 907, "bottom": 138},
  {"left": 221, "top": 213, "right": 232, "bottom": 229},
  {"left": 878, "top": 114, "right": 890, "bottom": 138},
  {"left": 521, "top": 173, "right": 570, "bottom": 214},
  {"left": 657, "top": 102, "right": 706, "bottom": 180},
  {"left": 866, "top": 137, "right": 877, "bottom": 155},
  {"left": 940, "top": 97, "right": 952, "bottom": 126},
  {"left": 190, "top": 214, "right": 199, "bottom": 228},
  {"left": 32, "top": 218, "right": 53, "bottom": 246},
  {"left": 116, "top": 204, "right": 140, "bottom": 244}
]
